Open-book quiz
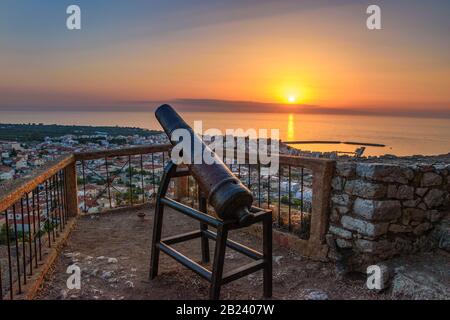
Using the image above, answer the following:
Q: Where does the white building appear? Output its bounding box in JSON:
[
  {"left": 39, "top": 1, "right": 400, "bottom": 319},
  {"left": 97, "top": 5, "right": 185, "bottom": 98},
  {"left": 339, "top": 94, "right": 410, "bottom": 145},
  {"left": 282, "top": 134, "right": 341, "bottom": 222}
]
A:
[
  {"left": 15, "top": 158, "right": 29, "bottom": 170},
  {"left": 0, "top": 166, "right": 15, "bottom": 180}
]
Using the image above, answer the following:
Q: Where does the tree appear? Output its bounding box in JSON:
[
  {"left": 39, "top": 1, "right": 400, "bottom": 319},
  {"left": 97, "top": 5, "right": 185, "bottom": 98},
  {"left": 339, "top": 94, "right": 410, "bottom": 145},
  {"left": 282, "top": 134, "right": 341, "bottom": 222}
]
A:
[
  {"left": 0, "top": 223, "right": 12, "bottom": 245},
  {"left": 280, "top": 195, "right": 303, "bottom": 207}
]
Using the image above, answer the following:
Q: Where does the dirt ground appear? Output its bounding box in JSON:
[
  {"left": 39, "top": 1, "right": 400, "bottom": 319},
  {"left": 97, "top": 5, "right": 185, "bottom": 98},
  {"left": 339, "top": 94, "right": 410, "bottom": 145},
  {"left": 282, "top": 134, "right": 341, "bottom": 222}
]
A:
[{"left": 37, "top": 205, "right": 389, "bottom": 300}]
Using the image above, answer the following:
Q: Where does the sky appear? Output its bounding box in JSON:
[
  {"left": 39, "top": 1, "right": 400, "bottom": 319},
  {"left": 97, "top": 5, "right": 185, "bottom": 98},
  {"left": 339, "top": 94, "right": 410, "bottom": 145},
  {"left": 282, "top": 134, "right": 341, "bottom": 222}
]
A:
[{"left": 0, "top": 0, "right": 449, "bottom": 116}]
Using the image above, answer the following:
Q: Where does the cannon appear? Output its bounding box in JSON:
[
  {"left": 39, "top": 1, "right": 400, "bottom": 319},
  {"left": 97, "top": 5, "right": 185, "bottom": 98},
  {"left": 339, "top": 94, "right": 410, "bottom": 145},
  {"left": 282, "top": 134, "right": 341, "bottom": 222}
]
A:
[
  {"left": 150, "top": 104, "right": 272, "bottom": 300},
  {"left": 155, "top": 104, "right": 255, "bottom": 226}
]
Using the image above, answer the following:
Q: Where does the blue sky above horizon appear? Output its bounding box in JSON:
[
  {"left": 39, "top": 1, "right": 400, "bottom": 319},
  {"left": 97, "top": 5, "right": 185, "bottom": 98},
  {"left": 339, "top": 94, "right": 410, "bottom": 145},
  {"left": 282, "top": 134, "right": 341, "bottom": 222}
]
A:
[{"left": 0, "top": 0, "right": 449, "bottom": 115}]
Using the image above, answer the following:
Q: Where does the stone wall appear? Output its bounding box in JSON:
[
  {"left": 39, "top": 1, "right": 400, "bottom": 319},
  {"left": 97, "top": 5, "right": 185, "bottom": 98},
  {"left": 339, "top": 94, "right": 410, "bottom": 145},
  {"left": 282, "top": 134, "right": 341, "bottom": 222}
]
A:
[{"left": 326, "top": 161, "right": 450, "bottom": 271}]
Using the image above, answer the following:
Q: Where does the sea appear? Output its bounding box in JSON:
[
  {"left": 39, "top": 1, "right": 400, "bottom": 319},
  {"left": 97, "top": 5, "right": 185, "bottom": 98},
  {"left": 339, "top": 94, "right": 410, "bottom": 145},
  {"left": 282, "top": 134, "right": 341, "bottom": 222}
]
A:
[{"left": 1, "top": 111, "right": 449, "bottom": 157}]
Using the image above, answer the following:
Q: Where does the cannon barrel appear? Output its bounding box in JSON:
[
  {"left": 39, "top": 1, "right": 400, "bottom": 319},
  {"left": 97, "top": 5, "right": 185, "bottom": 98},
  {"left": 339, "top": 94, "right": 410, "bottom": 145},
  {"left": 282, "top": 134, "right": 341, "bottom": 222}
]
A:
[{"left": 155, "top": 104, "right": 255, "bottom": 226}]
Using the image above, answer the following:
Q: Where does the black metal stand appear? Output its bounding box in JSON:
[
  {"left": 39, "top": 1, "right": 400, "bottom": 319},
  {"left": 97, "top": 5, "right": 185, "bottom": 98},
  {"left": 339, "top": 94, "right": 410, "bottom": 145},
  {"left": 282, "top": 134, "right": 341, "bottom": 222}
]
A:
[{"left": 149, "top": 161, "right": 273, "bottom": 300}]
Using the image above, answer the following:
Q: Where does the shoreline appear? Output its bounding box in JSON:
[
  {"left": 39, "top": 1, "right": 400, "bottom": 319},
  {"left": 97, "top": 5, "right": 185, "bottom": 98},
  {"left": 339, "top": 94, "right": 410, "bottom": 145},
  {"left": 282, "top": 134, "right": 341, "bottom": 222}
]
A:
[{"left": 0, "top": 122, "right": 448, "bottom": 160}]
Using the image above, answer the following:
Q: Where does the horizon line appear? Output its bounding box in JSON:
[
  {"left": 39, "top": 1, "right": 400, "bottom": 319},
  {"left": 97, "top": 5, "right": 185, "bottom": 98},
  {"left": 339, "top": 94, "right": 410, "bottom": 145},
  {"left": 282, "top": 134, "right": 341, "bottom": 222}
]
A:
[{"left": 0, "top": 98, "right": 449, "bottom": 119}]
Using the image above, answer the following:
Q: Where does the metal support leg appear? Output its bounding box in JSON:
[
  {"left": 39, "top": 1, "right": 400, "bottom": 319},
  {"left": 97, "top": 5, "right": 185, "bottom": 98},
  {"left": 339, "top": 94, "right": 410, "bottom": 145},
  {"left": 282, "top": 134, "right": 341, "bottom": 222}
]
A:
[
  {"left": 149, "top": 162, "right": 177, "bottom": 279},
  {"left": 199, "top": 195, "right": 210, "bottom": 264},
  {"left": 263, "top": 215, "right": 273, "bottom": 298},
  {"left": 149, "top": 198, "right": 164, "bottom": 279},
  {"left": 210, "top": 224, "right": 228, "bottom": 300},
  {"left": 149, "top": 161, "right": 272, "bottom": 300}
]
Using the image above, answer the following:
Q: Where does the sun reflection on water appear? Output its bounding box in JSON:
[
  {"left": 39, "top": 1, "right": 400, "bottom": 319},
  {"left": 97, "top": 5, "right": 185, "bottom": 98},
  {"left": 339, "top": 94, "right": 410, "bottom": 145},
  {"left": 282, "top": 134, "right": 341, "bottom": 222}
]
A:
[{"left": 287, "top": 114, "right": 295, "bottom": 141}]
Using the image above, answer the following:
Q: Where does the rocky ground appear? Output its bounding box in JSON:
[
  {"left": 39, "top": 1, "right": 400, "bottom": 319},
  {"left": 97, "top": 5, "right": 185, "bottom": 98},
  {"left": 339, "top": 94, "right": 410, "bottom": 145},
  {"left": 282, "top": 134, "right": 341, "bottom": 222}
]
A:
[
  {"left": 36, "top": 206, "right": 392, "bottom": 300},
  {"left": 387, "top": 251, "right": 450, "bottom": 299}
]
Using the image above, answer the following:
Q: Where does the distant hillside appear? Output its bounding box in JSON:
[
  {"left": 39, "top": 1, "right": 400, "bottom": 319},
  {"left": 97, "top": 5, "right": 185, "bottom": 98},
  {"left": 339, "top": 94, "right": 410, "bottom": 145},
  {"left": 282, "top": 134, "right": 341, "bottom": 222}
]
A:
[{"left": 0, "top": 123, "right": 162, "bottom": 142}]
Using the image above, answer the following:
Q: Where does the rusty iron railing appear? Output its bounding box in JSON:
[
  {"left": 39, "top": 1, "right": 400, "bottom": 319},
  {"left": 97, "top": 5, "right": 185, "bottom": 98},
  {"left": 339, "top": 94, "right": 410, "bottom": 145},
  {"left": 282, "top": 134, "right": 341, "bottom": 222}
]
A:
[
  {"left": 0, "top": 155, "right": 78, "bottom": 300},
  {"left": 183, "top": 151, "right": 334, "bottom": 249},
  {"left": 74, "top": 144, "right": 172, "bottom": 213}
]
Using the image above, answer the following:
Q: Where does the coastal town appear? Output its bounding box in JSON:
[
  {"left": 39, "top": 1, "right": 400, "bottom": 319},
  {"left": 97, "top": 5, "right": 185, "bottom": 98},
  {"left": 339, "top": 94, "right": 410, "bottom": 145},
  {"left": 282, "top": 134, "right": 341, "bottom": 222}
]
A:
[
  {"left": 0, "top": 123, "right": 316, "bottom": 243},
  {"left": 0, "top": 125, "right": 169, "bottom": 243},
  {"left": 0, "top": 123, "right": 317, "bottom": 183},
  {"left": 0, "top": 130, "right": 167, "bottom": 182}
]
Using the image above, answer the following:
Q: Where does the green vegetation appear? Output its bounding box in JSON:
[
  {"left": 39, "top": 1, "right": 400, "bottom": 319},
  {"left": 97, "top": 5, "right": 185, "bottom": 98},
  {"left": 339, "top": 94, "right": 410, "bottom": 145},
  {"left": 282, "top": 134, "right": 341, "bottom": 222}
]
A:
[
  {"left": 110, "top": 138, "right": 127, "bottom": 145},
  {"left": 126, "top": 168, "right": 152, "bottom": 177},
  {"left": 0, "top": 123, "right": 161, "bottom": 143},
  {"left": 115, "top": 187, "right": 143, "bottom": 206},
  {"left": 76, "top": 137, "right": 105, "bottom": 145},
  {"left": 10, "top": 149, "right": 18, "bottom": 157},
  {"left": 41, "top": 220, "right": 58, "bottom": 236},
  {"left": 0, "top": 224, "right": 30, "bottom": 244},
  {"left": 281, "top": 195, "right": 303, "bottom": 206},
  {"left": 0, "top": 223, "right": 11, "bottom": 245}
]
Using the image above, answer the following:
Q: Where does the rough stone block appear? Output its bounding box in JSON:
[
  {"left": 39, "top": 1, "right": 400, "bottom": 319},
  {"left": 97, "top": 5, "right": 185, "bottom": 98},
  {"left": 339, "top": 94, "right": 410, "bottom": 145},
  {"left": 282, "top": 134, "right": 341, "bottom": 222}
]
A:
[
  {"left": 387, "top": 185, "right": 414, "bottom": 200},
  {"left": 421, "top": 172, "right": 443, "bottom": 187},
  {"left": 424, "top": 189, "right": 445, "bottom": 208},
  {"left": 336, "top": 238, "right": 353, "bottom": 249},
  {"left": 330, "top": 210, "right": 340, "bottom": 223},
  {"left": 433, "top": 164, "right": 448, "bottom": 174},
  {"left": 444, "top": 194, "right": 450, "bottom": 207},
  {"left": 415, "top": 188, "right": 428, "bottom": 197},
  {"left": 394, "top": 237, "right": 413, "bottom": 253},
  {"left": 331, "top": 176, "right": 344, "bottom": 191},
  {"left": 427, "top": 210, "right": 442, "bottom": 223},
  {"left": 418, "top": 164, "right": 435, "bottom": 173},
  {"left": 334, "top": 205, "right": 350, "bottom": 215},
  {"left": 428, "top": 216, "right": 450, "bottom": 252},
  {"left": 402, "top": 199, "right": 420, "bottom": 208},
  {"left": 329, "top": 225, "right": 353, "bottom": 239},
  {"left": 439, "top": 230, "right": 450, "bottom": 252},
  {"left": 418, "top": 202, "right": 427, "bottom": 210},
  {"left": 341, "top": 216, "right": 389, "bottom": 237},
  {"left": 355, "top": 239, "right": 392, "bottom": 253},
  {"left": 389, "top": 224, "right": 412, "bottom": 233},
  {"left": 356, "top": 163, "right": 414, "bottom": 184},
  {"left": 336, "top": 162, "right": 356, "bottom": 178},
  {"left": 387, "top": 185, "right": 396, "bottom": 198},
  {"left": 404, "top": 208, "right": 427, "bottom": 222},
  {"left": 397, "top": 185, "right": 415, "bottom": 200},
  {"left": 353, "top": 198, "right": 401, "bottom": 221},
  {"left": 344, "top": 180, "right": 386, "bottom": 199},
  {"left": 331, "top": 194, "right": 351, "bottom": 207},
  {"left": 413, "top": 222, "right": 432, "bottom": 236}
]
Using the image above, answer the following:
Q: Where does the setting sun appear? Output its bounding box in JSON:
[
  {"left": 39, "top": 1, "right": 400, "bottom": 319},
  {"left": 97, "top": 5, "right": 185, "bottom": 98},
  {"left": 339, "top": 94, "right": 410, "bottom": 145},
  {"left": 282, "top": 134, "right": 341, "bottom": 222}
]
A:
[
  {"left": 273, "top": 82, "right": 311, "bottom": 105},
  {"left": 288, "top": 95, "right": 297, "bottom": 104}
]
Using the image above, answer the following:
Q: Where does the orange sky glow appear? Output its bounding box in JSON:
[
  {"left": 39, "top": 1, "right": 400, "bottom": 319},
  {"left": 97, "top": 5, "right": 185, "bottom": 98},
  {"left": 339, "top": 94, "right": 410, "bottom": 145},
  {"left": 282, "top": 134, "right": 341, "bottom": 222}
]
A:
[{"left": 0, "top": 1, "right": 449, "bottom": 115}]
